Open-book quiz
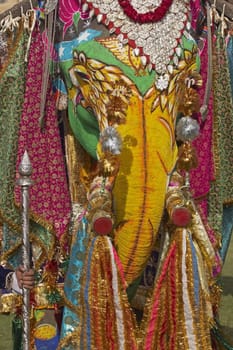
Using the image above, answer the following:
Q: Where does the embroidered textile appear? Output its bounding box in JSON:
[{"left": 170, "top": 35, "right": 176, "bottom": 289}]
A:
[
  {"left": 0, "top": 27, "right": 27, "bottom": 228},
  {"left": 208, "top": 29, "right": 233, "bottom": 235},
  {"left": 14, "top": 25, "right": 71, "bottom": 242},
  {"left": 190, "top": 35, "right": 214, "bottom": 216},
  {"left": 0, "top": 25, "right": 56, "bottom": 265},
  {"left": 0, "top": 27, "right": 29, "bottom": 262}
]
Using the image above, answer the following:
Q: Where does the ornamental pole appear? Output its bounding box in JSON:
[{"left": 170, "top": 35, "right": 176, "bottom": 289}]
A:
[{"left": 17, "top": 150, "right": 33, "bottom": 350}]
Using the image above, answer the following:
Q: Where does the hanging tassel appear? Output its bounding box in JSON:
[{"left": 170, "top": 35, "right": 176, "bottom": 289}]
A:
[
  {"left": 142, "top": 227, "right": 213, "bottom": 350},
  {"left": 76, "top": 236, "right": 138, "bottom": 350}
]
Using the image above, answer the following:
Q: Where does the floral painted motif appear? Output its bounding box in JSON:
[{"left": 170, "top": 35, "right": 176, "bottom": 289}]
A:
[{"left": 58, "top": 0, "right": 89, "bottom": 37}]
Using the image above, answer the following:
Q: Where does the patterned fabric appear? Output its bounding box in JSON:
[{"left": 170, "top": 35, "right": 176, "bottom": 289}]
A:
[
  {"left": 190, "top": 0, "right": 201, "bottom": 31},
  {"left": 219, "top": 35, "right": 233, "bottom": 263},
  {"left": 0, "top": 26, "right": 29, "bottom": 260},
  {"left": 227, "top": 34, "right": 233, "bottom": 97},
  {"left": 190, "top": 33, "right": 214, "bottom": 218},
  {"left": 208, "top": 30, "right": 233, "bottom": 236},
  {"left": 2, "top": 223, "right": 22, "bottom": 269},
  {"left": 60, "top": 224, "right": 88, "bottom": 347},
  {"left": 14, "top": 25, "right": 71, "bottom": 243},
  {"left": 0, "top": 23, "right": 68, "bottom": 267},
  {"left": 221, "top": 205, "right": 233, "bottom": 262}
]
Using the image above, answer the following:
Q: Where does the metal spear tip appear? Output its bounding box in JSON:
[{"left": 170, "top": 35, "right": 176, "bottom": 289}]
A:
[{"left": 18, "top": 150, "right": 32, "bottom": 177}]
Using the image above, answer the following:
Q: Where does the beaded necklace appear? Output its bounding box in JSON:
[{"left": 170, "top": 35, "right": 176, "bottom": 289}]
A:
[{"left": 86, "top": 0, "right": 190, "bottom": 90}]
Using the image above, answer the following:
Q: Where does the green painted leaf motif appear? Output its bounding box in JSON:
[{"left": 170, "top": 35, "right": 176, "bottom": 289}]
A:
[{"left": 73, "top": 12, "right": 80, "bottom": 28}]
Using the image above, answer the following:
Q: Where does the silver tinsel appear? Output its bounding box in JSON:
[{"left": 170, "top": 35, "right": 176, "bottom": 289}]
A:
[
  {"left": 176, "top": 116, "right": 200, "bottom": 142},
  {"left": 100, "top": 126, "right": 122, "bottom": 155}
]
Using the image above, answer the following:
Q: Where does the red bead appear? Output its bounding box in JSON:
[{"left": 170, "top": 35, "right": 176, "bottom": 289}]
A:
[
  {"left": 171, "top": 207, "right": 192, "bottom": 227},
  {"left": 93, "top": 217, "right": 113, "bottom": 235}
]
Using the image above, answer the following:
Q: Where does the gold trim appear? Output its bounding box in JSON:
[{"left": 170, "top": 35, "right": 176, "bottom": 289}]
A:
[{"left": 0, "top": 293, "right": 22, "bottom": 313}]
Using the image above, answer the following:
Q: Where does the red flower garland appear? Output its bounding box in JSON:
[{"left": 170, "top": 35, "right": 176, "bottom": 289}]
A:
[{"left": 118, "top": 0, "right": 174, "bottom": 23}]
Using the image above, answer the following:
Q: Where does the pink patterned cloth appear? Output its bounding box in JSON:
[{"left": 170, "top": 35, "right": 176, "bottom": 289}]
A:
[
  {"left": 58, "top": 0, "right": 89, "bottom": 37},
  {"left": 190, "top": 0, "right": 201, "bottom": 31},
  {"left": 190, "top": 37, "right": 215, "bottom": 218},
  {"left": 14, "top": 26, "right": 71, "bottom": 241}
]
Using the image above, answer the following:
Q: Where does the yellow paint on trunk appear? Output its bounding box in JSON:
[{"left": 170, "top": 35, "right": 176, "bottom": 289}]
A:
[{"left": 113, "top": 86, "right": 178, "bottom": 283}]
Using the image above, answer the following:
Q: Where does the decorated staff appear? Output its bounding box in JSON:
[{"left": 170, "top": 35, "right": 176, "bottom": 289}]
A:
[{"left": 16, "top": 151, "right": 33, "bottom": 350}]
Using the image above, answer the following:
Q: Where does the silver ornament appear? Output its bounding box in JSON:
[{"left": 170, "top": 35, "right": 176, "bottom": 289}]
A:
[
  {"left": 100, "top": 126, "right": 122, "bottom": 155},
  {"left": 176, "top": 116, "right": 200, "bottom": 142}
]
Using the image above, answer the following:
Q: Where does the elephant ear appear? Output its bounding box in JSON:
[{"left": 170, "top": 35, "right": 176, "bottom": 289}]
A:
[{"left": 69, "top": 51, "right": 133, "bottom": 131}]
